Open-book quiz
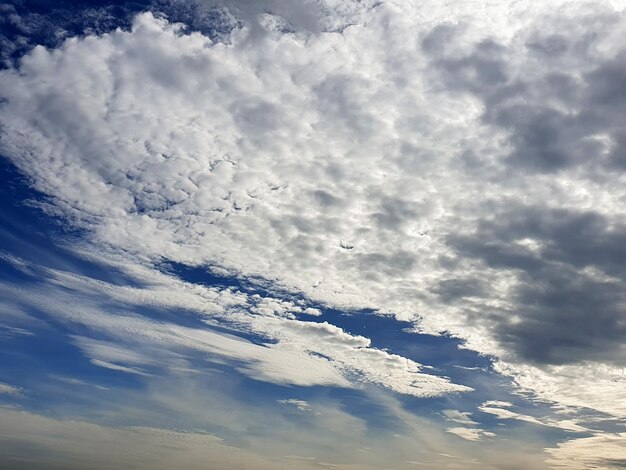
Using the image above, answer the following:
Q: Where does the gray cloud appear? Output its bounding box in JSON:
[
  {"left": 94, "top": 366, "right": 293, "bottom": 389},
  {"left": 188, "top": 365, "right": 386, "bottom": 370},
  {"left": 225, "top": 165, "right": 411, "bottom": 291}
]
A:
[
  {"left": 447, "top": 204, "right": 626, "bottom": 365},
  {"left": 423, "top": 8, "right": 626, "bottom": 174},
  {"left": 416, "top": 8, "right": 626, "bottom": 370}
]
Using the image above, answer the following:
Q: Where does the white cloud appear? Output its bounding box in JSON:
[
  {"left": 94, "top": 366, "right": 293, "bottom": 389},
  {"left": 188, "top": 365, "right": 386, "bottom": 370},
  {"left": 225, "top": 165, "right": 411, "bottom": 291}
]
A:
[
  {"left": 442, "top": 409, "right": 497, "bottom": 443},
  {"left": 303, "top": 307, "right": 322, "bottom": 316},
  {"left": 494, "top": 361, "right": 626, "bottom": 422},
  {"left": 90, "top": 359, "right": 151, "bottom": 376},
  {"left": 442, "top": 409, "right": 477, "bottom": 426},
  {"left": 478, "top": 405, "right": 545, "bottom": 426},
  {"left": 278, "top": 399, "right": 314, "bottom": 412},
  {"left": 478, "top": 402, "right": 589, "bottom": 433},
  {"left": 481, "top": 400, "right": 513, "bottom": 408},
  {"left": 446, "top": 427, "right": 495, "bottom": 441}
]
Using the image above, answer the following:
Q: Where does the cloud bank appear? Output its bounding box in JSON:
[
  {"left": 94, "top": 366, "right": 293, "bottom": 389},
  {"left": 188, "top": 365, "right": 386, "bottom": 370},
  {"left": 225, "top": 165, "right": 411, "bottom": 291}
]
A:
[{"left": 2, "top": 0, "right": 626, "bottom": 467}]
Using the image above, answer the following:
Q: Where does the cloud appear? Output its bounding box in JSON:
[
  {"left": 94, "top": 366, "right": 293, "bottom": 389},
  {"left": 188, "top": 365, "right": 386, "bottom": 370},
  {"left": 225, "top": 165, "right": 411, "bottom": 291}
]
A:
[
  {"left": 278, "top": 399, "right": 314, "bottom": 412},
  {"left": 494, "top": 361, "right": 626, "bottom": 421},
  {"left": 446, "top": 204, "right": 626, "bottom": 366},
  {"left": 479, "top": 405, "right": 546, "bottom": 426},
  {"left": 0, "top": 252, "right": 469, "bottom": 396},
  {"left": 421, "top": 4, "right": 626, "bottom": 172},
  {"left": 481, "top": 401, "right": 513, "bottom": 408},
  {"left": 446, "top": 427, "right": 495, "bottom": 442},
  {"left": 442, "top": 409, "right": 477, "bottom": 426},
  {"left": 0, "top": 382, "right": 23, "bottom": 396},
  {"left": 545, "top": 433, "right": 626, "bottom": 470},
  {"left": 478, "top": 402, "right": 589, "bottom": 433},
  {"left": 443, "top": 408, "right": 496, "bottom": 442},
  {"left": 90, "top": 359, "right": 152, "bottom": 376},
  {"left": 415, "top": 8, "right": 626, "bottom": 396}
]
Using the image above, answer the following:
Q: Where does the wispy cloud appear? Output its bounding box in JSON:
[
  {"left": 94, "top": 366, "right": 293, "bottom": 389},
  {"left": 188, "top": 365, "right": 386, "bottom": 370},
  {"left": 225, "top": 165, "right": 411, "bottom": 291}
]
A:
[
  {"left": 442, "top": 409, "right": 478, "bottom": 426},
  {"left": 0, "top": 382, "right": 23, "bottom": 396},
  {"left": 446, "top": 427, "right": 495, "bottom": 442},
  {"left": 546, "top": 432, "right": 626, "bottom": 470}
]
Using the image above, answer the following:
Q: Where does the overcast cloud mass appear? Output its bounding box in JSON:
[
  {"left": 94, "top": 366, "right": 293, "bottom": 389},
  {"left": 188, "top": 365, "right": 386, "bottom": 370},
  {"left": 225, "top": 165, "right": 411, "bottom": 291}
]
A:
[{"left": 0, "top": 0, "right": 625, "bottom": 468}]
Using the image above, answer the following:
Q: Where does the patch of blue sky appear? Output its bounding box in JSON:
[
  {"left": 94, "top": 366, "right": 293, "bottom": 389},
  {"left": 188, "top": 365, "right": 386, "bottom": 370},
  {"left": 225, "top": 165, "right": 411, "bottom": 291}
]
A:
[{"left": 0, "top": 158, "right": 144, "bottom": 288}]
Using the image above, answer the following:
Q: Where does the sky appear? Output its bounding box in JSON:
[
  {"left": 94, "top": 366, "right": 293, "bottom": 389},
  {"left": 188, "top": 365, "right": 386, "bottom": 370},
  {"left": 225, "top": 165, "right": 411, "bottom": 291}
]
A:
[{"left": 0, "top": 0, "right": 626, "bottom": 468}]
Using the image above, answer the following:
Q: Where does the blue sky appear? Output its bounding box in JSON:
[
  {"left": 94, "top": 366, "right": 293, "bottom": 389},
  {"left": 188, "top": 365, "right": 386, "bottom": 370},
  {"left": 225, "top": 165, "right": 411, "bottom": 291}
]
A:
[{"left": 1, "top": 1, "right": 626, "bottom": 469}]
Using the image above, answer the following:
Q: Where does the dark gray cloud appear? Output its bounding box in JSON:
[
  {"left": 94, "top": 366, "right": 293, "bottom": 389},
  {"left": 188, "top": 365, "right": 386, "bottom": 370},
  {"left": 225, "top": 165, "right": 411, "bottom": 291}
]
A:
[
  {"left": 434, "top": 278, "right": 488, "bottom": 303},
  {"left": 417, "top": 9, "right": 626, "bottom": 367},
  {"left": 447, "top": 205, "right": 626, "bottom": 365},
  {"left": 451, "top": 207, "right": 626, "bottom": 276},
  {"left": 422, "top": 10, "right": 626, "bottom": 174}
]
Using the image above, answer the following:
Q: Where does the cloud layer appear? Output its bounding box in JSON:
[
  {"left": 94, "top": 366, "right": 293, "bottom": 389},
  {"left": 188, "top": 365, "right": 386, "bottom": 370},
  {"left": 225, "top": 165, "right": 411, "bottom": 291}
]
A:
[{"left": 2, "top": 0, "right": 626, "bottom": 467}]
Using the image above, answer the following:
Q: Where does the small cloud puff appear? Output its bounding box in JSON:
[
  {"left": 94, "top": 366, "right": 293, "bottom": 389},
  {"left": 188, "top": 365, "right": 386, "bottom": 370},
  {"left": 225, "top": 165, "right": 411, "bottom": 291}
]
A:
[
  {"left": 278, "top": 399, "right": 314, "bottom": 412},
  {"left": 0, "top": 382, "right": 23, "bottom": 396},
  {"left": 442, "top": 409, "right": 478, "bottom": 426},
  {"left": 446, "top": 427, "right": 495, "bottom": 441}
]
